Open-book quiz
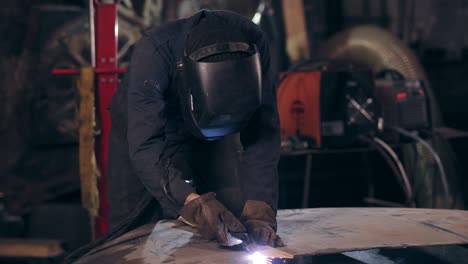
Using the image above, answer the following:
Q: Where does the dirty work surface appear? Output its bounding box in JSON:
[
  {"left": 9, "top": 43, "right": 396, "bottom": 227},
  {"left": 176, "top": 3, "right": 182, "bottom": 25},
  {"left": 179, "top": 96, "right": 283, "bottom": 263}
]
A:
[{"left": 76, "top": 208, "right": 468, "bottom": 264}]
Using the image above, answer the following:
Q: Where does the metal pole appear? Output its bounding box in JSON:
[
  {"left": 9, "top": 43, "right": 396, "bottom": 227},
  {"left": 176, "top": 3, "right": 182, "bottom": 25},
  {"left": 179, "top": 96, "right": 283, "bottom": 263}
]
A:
[
  {"left": 302, "top": 153, "right": 313, "bottom": 208},
  {"left": 89, "top": 0, "right": 96, "bottom": 67},
  {"left": 93, "top": 0, "right": 120, "bottom": 237}
]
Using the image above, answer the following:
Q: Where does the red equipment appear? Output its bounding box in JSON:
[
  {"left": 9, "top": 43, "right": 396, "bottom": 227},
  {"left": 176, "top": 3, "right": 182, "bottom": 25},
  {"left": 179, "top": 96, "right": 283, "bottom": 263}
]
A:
[
  {"left": 277, "top": 71, "right": 322, "bottom": 147},
  {"left": 53, "top": 0, "right": 126, "bottom": 237},
  {"left": 277, "top": 65, "right": 378, "bottom": 149}
]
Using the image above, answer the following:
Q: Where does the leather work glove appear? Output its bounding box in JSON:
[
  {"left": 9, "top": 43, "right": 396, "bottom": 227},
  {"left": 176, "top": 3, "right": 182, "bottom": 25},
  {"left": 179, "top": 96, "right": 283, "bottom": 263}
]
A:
[
  {"left": 240, "top": 200, "right": 285, "bottom": 247},
  {"left": 179, "top": 192, "right": 246, "bottom": 246}
]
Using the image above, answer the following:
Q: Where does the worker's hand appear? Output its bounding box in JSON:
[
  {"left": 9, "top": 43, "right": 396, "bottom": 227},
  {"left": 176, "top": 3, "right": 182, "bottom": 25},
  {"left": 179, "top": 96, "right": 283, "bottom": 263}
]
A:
[
  {"left": 179, "top": 192, "right": 246, "bottom": 245},
  {"left": 240, "top": 200, "right": 285, "bottom": 247},
  {"left": 184, "top": 193, "right": 200, "bottom": 204}
]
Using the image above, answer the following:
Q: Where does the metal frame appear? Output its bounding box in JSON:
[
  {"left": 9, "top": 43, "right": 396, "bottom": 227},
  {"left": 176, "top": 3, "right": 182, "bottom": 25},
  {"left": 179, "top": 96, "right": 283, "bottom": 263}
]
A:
[{"left": 53, "top": 0, "right": 125, "bottom": 238}]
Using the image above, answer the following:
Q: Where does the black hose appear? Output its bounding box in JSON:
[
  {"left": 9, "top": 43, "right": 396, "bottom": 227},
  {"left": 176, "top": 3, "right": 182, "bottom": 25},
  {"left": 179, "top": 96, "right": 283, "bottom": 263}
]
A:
[
  {"left": 372, "top": 137, "right": 414, "bottom": 207},
  {"left": 359, "top": 136, "right": 415, "bottom": 207},
  {"left": 390, "top": 127, "right": 450, "bottom": 208},
  {"left": 62, "top": 192, "right": 154, "bottom": 263}
]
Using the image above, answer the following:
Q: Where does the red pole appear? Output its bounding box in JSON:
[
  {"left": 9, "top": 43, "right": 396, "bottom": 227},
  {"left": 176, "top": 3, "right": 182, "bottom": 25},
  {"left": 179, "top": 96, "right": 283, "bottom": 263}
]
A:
[
  {"left": 93, "top": 1, "right": 119, "bottom": 237},
  {"left": 52, "top": 0, "right": 125, "bottom": 238}
]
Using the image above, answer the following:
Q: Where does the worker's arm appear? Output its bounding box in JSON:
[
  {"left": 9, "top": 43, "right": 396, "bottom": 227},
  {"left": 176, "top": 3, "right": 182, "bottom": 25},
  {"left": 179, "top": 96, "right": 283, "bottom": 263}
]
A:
[
  {"left": 127, "top": 37, "right": 246, "bottom": 245},
  {"left": 239, "top": 33, "right": 281, "bottom": 211},
  {"left": 127, "top": 38, "right": 196, "bottom": 218},
  {"left": 238, "top": 33, "right": 284, "bottom": 247}
]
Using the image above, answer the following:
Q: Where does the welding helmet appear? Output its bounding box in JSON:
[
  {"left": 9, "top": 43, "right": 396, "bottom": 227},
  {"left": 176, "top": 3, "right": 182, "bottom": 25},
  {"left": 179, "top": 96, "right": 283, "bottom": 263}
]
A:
[{"left": 176, "top": 39, "right": 262, "bottom": 140}]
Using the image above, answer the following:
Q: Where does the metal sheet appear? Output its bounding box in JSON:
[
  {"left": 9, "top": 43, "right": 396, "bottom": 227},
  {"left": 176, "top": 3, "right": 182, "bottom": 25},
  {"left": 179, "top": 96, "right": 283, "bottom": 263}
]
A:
[{"left": 76, "top": 208, "right": 468, "bottom": 263}]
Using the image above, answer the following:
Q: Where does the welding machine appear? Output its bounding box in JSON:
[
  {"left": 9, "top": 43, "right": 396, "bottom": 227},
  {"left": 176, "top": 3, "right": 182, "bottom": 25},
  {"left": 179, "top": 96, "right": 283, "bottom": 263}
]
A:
[
  {"left": 374, "top": 78, "right": 431, "bottom": 141},
  {"left": 277, "top": 61, "right": 379, "bottom": 149}
]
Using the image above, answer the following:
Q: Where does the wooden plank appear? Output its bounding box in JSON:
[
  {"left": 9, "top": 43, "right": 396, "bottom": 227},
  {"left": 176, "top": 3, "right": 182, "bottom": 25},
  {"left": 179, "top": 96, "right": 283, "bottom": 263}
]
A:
[
  {"left": 0, "top": 239, "right": 64, "bottom": 258},
  {"left": 278, "top": 208, "right": 468, "bottom": 256},
  {"left": 76, "top": 208, "right": 468, "bottom": 263}
]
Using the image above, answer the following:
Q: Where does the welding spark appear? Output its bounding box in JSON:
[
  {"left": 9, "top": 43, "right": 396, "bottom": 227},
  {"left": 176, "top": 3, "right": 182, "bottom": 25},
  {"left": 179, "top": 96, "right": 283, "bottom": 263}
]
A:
[{"left": 248, "top": 252, "right": 268, "bottom": 264}]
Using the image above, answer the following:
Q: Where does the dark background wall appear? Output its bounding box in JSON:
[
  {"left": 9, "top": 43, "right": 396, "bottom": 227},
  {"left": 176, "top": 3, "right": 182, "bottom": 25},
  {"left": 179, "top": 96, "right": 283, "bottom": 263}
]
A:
[
  {"left": 0, "top": 0, "right": 467, "bottom": 254},
  {"left": 1, "top": 0, "right": 468, "bottom": 223}
]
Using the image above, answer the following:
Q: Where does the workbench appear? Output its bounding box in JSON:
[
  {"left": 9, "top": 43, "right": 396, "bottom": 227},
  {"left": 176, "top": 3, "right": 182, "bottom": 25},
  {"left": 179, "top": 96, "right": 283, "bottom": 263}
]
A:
[{"left": 75, "top": 208, "right": 468, "bottom": 263}]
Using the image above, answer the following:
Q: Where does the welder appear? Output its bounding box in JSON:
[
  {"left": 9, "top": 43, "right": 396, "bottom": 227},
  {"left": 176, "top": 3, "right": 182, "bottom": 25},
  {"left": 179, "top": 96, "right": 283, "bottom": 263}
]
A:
[{"left": 107, "top": 9, "right": 283, "bottom": 248}]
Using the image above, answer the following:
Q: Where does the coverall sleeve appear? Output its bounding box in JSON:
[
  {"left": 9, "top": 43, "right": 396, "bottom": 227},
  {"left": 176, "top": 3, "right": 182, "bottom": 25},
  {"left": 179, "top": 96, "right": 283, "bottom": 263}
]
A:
[
  {"left": 127, "top": 38, "right": 195, "bottom": 217},
  {"left": 239, "top": 34, "right": 281, "bottom": 212}
]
